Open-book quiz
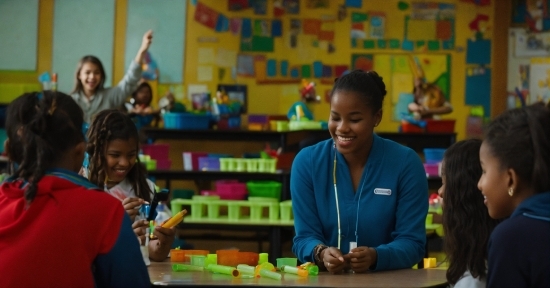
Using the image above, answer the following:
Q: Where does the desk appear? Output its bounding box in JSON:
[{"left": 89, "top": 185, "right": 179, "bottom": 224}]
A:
[{"left": 148, "top": 261, "right": 448, "bottom": 287}]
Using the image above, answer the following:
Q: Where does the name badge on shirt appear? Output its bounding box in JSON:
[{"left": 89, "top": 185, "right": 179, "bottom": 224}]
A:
[{"left": 374, "top": 188, "right": 392, "bottom": 196}]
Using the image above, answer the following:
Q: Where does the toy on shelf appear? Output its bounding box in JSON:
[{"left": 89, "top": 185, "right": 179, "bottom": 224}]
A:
[
  {"left": 407, "top": 56, "right": 452, "bottom": 120},
  {"left": 299, "top": 79, "right": 320, "bottom": 103},
  {"left": 38, "top": 71, "right": 58, "bottom": 91}
]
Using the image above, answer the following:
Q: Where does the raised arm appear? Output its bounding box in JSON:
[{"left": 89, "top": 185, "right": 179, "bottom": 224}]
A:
[
  {"left": 135, "top": 30, "right": 153, "bottom": 64},
  {"left": 108, "top": 30, "right": 153, "bottom": 107}
]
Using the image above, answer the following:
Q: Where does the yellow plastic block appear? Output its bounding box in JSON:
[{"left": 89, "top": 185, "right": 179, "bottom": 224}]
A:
[{"left": 423, "top": 258, "right": 437, "bottom": 268}]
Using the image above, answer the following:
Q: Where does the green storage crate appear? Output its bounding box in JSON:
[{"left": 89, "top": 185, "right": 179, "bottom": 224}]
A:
[{"left": 246, "top": 181, "right": 282, "bottom": 201}]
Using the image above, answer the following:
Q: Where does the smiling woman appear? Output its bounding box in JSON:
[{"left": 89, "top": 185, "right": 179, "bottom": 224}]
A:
[{"left": 291, "top": 70, "right": 428, "bottom": 274}]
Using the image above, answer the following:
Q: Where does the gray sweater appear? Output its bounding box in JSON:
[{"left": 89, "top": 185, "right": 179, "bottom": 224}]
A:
[{"left": 71, "top": 61, "right": 142, "bottom": 123}]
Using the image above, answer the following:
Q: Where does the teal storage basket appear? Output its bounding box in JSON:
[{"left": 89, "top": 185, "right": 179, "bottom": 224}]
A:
[{"left": 163, "top": 113, "right": 210, "bottom": 130}]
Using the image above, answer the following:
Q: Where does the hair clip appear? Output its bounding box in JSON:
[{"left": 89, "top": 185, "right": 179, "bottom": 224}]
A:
[
  {"left": 36, "top": 92, "right": 43, "bottom": 100},
  {"left": 48, "top": 99, "right": 57, "bottom": 115}
]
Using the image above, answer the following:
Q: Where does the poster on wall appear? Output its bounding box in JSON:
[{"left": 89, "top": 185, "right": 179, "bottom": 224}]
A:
[
  {"left": 514, "top": 29, "right": 550, "bottom": 57},
  {"left": 351, "top": 54, "right": 374, "bottom": 71},
  {"left": 529, "top": 57, "right": 550, "bottom": 104}
]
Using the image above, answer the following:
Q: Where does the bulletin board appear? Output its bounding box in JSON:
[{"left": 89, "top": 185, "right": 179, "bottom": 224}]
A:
[
  {"left": 125, "top": 0, "right": 187, "bottom": 84},
  {"left": 507, "top": 27, "right": 550, "bottom": 107},
  {"left": 52, "top": 0, "right": 115, "bottom": 93},
  {"left": 0, "top": 0, "right": 39, "bottom": 71}
]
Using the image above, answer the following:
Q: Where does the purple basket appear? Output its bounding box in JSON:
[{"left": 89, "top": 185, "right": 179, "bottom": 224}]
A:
[{"left": 198, "top": 157, "right": 220, "bottom": 171}]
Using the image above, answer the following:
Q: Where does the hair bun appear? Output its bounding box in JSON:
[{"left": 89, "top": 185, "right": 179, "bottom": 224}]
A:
[{"left": 366, "top": 71, "right": 387, "bottom": 97}]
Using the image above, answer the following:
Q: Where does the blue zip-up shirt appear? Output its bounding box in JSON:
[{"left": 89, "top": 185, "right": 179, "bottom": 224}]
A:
[
  {"left": 291, "top": 135, "right": 428, "bottom": 271},
  {"left": 487, "top": 191, "right": 550, "bottom": 287}
]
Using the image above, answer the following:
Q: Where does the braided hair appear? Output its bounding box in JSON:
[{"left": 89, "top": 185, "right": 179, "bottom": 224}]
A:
[
  {"left": 86, "top": 109, "right": 152, "bottom": 202},
  {"left": 330, "top": 70, "right": 387, "bottom": 114},
  {"left": 5, "top": 91, "right": 85, "bottom": 204}
]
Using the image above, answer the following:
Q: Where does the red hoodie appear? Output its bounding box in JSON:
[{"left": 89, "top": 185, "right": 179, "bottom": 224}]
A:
[{"left": 0, "top": 170, "right": 150, "bottom": 287}]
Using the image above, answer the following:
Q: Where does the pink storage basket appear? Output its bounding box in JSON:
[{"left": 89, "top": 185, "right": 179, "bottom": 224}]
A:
[
  {"left": 141, "top": 144, "right": 170, "bottom": 161},
  {"left": 215, "top": 181, "right": 247, "bottom": 200},
  {"left": 156, "top": 159, "right": 172, "bottom": 170},
  {"left": 424, "top": 163, "right": 440, "bottom": 177}
]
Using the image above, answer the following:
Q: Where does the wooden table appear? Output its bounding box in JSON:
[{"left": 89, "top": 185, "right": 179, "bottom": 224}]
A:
[{"left": 148, "top": 261, "right": 448, "bottom": 287}]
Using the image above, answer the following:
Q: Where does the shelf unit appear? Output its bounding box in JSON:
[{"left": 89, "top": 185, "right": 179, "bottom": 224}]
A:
[
  {"left": 143, "top": 128, "right": 455, "bottom": 198},
  {"left": 141, "top": 128, "right": 455, "bottom": 262}
]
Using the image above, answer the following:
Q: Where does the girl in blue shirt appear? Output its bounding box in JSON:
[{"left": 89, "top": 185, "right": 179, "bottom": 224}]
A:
[
  {"left": 479, "top": 103, "right": 550, "bottom": 287},
  {"left": 291, "top": 70, "right": 428, "bottom": 273}
]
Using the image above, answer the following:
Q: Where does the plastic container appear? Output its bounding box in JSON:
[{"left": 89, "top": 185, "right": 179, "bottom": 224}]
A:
[
  {"left": 289, "top": 120, "right": 322, "bottom": 130},
  {"left": 183, "top": 152, "right": 208, "bottom": 171},
  {"left": 426, "top": 119, "right": 455, "bottom": 133},
  {"left": 245, "top": 159, "right": 258, "bottom": 172},
  {"left": 141, "top": 144, "right": 169, "bottom": 160},
  {"left": 424, "top": 163, "right": 440, "bottom": 177},
  {"left": 170, "top": 249, "right": 186, "bottom": 262},
  {"left": 279, "top": 200, "right": 293, "bottom": 221},
  {"left": 216, "top": 250, "right": 240, "bottom": 267},
  {"left": 247, "top": 181, "right": 282, "bottom": 201},
  {"left": 181, "top": 250, "right": 209, "bottom": 262},
  {"left": 234, "top": 158, "right": 246, "bottom": 172},
  {"left": 198, "top": 157, "right": 220, "bottom": 171},
  {"left": 145, "top": 159, "right": 157, "bottom": 171},
  {"left": 191, "top": 255, "right": 206, "bottom": 267},
  {"left": 276, "top": 258, "right": 298, "bottom": 268},
  {"left": 216, "top": 181, "right": 247, "bottom": 200},
  {"left": 257, "top": 158, "right": 277, "bottom": 173},
  {"left": 249, "top": 201, "right": 279, "bottom": 221},
  {"left": 401, "top": 122, "right": 424, "bottom": 133},
  {"left": 156, "top": 159, "right": 172, "bottom": 170},
  {"left": 238, "top": 252, "right": 259, "bottom": 266},
  {"left": 423, "top": 148, "right": 446, "bottom": 164},
  {"left": 218, "top": 116, "right": 241, "bottom": 130},
  {"left": 219, "top": 158, "right": 236, "bottom": 171},
  {"left": 163, "top": 112, "right": 210, "bottom": 130},
  {"left": 172, "top": 189, "right": 195, "bottom": 199},
  {"left": 227, "top": 201, "right": 247, "bottom": 220}
]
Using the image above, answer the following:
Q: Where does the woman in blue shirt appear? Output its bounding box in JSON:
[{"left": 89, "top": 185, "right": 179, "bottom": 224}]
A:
[{"left": 291, "top": 70, "right": 428, "bottom": 273}]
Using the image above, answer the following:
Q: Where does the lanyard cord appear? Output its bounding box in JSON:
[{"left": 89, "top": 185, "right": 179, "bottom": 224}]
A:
[
  {"left": 333, "top": 148, "right": 342, "bottom": 250},
  {"left": 333, "top": 146, "right": 367, "bottom": 250}
]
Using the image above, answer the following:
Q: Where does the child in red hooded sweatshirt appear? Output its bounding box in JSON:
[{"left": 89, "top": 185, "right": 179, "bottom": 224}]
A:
[{"left": 0, "top": 91, "right": 150, "bottom": 287}]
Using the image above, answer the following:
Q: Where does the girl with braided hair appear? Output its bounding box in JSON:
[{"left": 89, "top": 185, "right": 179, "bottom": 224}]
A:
[
  {"left": 0, "top": 91, "right": 149, "bottom": 287},
  {"left": 85, "top": 109, "right": 174, "bottom": 262}
]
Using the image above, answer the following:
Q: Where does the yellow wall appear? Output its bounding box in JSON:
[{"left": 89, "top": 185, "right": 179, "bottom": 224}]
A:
[
  {"left": 0, "top": 0, "right": 508, "bottom": 141},
  {"left": 183, "top": 0, "right": 500, "bottom": 140}
]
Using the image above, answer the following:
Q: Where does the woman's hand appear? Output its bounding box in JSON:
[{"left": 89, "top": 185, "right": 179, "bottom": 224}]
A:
[
  {"left": 346, "top": 246, "right": 377, "bottom": 273},
  {"left": 122, "top": 197, "right": 145, "bottom": 222},
  {"left": 322, "top": 247, "right": 349, "bottom": 274}
]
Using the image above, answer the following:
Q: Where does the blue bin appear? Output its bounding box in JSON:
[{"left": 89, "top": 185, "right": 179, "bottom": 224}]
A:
[
  {"left": 423, "top": 148, "right": 446, "bottom": 164},
  {"left": 163, "top": 113, "right": 210, "bottom": 130}
]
